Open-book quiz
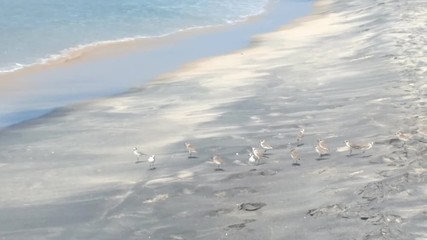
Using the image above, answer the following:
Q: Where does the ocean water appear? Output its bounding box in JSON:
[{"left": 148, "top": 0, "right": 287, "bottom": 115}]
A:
[{"left": 0, "top": 0, "right": 270, "bottom": 73}]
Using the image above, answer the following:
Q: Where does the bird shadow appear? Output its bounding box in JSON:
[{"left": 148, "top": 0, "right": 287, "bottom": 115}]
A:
[
  {"left": 255, "top": 162, "right": 267, "bottom": 166},
  {"left": 135, "top": 161, "right": 144, "bottom": 164},
  {"left": 316, "top": 157, "right": 329, "bottom": 161},
  {"left": 215, "top": 168, "right": 225, "bottom": 172},
  {"left": 297, "top": 143, "right": 304, "bottom": 147},
  {"left": 360, "top": 155, "right": 372, "bottom": 158},
  {"left": 346, "top": 153, "right": 358, "bottom": 157},
  {"left": 249, "top": 168, "right": 257, "bottom": 172},
  {"left": 188, "top": 156, "right": 198, "bottom": 159},
  {"left": 292, "top": 163, "right": 301, "bottom": 166},
  {"left": 148, "top": 167, "right": 156, "bottom": 171}
]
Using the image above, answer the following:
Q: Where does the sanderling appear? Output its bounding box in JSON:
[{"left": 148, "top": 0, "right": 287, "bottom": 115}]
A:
[
  {"left": 211, "top": 154, "right": 225, "bottom": 170},
  {"left": 260, "top": 139, "right": 273, "bottom": 151},
  {"left": 317, "top": 139, "right": 329, "bottom": 151},
  {"left": 296, "top": 128, "right": 305, "bottom": 145},
  {"left": 252, "top": 147, "right": 267, "bottom": 160},
  {"left": 395, "top": 131, "right": 411, "bottom": 144},
  {"left": 147, "top": 155, "right": 156, "bottom": 170},
  {"left": 185, "top": 142, "right": 197, "bottom": 158},
  {"left": 315, "top": 139, "right": 330, "bottom": 158},
  {"left": 248, "top": 152, "right": 260, "bottom": 166},
  {"left": 290, "top": 148, "right": 301, "bottom": 166},
  {"left": 360, "top": 142, "right": 374, "bottom": 154},
  {"left": 344, "top": 140, "right": 374, "bottom": 155},
  {"left": 133, "top": 147, "right": 146, "bottom": 163}
]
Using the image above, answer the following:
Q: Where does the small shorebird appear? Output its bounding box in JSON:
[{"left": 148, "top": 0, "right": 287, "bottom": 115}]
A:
[
  {"left": 252, "top": 147, "right": 267, "bottom": 160},
  {"left": 211, "top": 154, "right": 225, "bottom": 170},
  {"left": 290, "top": 148, "right": 301, "bottom": 166},
  {"left": 133, "top": 147, "right": 146, "bottom": 163},
  {"left": 260, "top": 139, "right": 273, "bottom": 151},
  {"left": 296, "top": 128, "right": 305, "bottom": 145},
  {"left": 185, "top": 142, "right": 197, "bottom": 158},
  {"left": 248, "top": 152, "right": 260, "bottom": 166},
  {"left": 395, "top": 131, "right": 411, "bottom": 145},
  {"left": 344, "top": 140, "right": 374, "bottom": 155},
  {"left": 147, "top": 155, "right": 156, "bottom": 170},
  {"left": 315, "top": 139, "right": 330, "bottom": 158}
]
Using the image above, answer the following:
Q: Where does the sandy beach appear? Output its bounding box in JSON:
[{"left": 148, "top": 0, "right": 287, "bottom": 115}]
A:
[{"left": 1, "top": 0, "right": 427, "bottom": 239}]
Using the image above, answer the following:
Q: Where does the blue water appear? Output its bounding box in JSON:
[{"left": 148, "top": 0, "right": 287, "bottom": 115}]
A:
[{"left": 0, "top": 0, "right": 269, "bottom": 73}]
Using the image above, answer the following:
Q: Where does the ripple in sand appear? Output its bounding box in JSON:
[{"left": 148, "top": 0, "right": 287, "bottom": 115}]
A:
[
  {"left": 206, "top": 208, "right": 234, "bottom": 217},
  {"left": 307, "top": 204, "right": 349, "bottom": 218},
  {"left": 226, "top": 219, "right": 256, "bottom": 230},
  {"left": 237, "top": 202, "right": 266, "bottom": 211},
  {"left": 143, "top": 194, "right": 169, "bottom": 203}
]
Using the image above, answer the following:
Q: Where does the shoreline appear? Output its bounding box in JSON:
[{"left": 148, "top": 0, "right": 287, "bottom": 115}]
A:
[
  {"left": 0, "top": 10, "right": 267, "bottom": 81},
  {"left": 0, "top": 1, "right": 272, "bottom": 77},
  {"left": 0, "top": 0, "right": 313, "bottom": 129},
  {"left": 157, "top": 0, "right": 331, "bottom": 83}
]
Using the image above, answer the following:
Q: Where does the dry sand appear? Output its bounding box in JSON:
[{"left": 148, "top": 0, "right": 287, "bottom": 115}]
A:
[{"left": 1, "top": 0, "right": 427, "bottom": 239}]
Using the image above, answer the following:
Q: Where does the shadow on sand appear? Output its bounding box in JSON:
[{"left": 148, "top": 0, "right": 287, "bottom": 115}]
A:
[{"left": 346, "top": 153, "right": 358, "bottom": 157}]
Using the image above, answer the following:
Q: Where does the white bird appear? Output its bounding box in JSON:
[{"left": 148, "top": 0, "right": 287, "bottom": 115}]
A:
[
  {"left": 185, "top": 142, "right": 197, "bottom": 157},
  {"left": 260, "top": 139, "right": 273, "bottom": 151},
  {"left": 290, "top": 148, "right": 301, "bottom": 165},
  {"left": 315, "top": 139, "right": 330, "bottom": 157},
  {"left": 211, "top": 154, "right": 225, "bottom": 170},
  {"left": 317, "top": 139, "right": 329, "bottom": 151},
  {"left": 296, "top": 128, "right": 305, "bottom": 144},
  {"left": 344, "top": 140, "right": 374, "bottom": 155},
  {"left": 252, "top": 147, "right": 266, "bottom": 160},
  {"left": 315, "top": 145, "right": 328, "bottom": 158},
  {"left": 248, "top": 152, "right": 260, "bottom": 165},
  {"left": 133, "top": 147, "right": 146, "bottom": 163},
  {"left": 147, "top": 155, "right": 156, "bottom": 170},
  {"left": 395, "top": 131, "right": 411, "bottom": 143}
]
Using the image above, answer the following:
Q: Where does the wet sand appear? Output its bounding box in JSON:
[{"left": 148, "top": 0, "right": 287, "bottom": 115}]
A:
[{"left": 1, "top": 0, "right": 427, "bottom": 239}]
